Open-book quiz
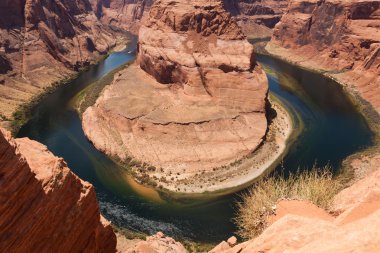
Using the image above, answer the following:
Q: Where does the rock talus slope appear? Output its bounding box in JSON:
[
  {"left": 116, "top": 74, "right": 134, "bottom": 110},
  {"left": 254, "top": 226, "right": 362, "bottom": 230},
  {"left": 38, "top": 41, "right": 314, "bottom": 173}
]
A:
[
  {"left": 0, "top": 0, "right": 117, "bottom": 121},
  {"left": 83, "top": 0, "right": 269, "bottom": 192},
  {"left": 266, "top": 0, "right": 380, "bottom": 113},
  {"left": 0, "top": 128, "right": 116, "bottom": 252}
]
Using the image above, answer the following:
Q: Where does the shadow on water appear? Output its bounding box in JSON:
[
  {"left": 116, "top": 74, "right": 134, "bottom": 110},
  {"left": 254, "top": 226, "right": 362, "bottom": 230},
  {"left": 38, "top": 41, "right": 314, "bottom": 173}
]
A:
[{"left": 17, "top": 40, "right": 374, "bottom": 242}]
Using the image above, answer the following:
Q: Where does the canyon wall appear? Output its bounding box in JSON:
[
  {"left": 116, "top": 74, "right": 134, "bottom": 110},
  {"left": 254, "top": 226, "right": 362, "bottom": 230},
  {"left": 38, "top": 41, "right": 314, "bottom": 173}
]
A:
[
  {"left": 90, "top": 0, "right": 289, "bottom": 37},
  {"left": 0, "top": 0, "right": 118, "bottom": 121},
  {"left": 0, "top": 128, "right": 116, "bottom": 252},
  {"left": 224, "top": 0, "right": 289, "bottom": 38},
  {"left": 83, "top": 0, "right": 270, "bottom": 193},
  {"left": 91, "top": 0, "right": 154, "bottom": 33},
  {"left": 266, "top": 0, "right": 380, "bottom": 114}
]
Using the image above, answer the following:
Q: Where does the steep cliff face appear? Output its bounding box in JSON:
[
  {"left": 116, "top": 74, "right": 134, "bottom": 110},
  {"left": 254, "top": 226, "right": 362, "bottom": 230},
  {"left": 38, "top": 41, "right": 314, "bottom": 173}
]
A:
[
  {"left": 267, "top": 0, "right": 380, "bottom": 113},
  {"left": 0, "top": 128, "right": 116, "bottom": 252},
  {"left": 83, "top": 0, "right": 270, "bottom": 193},
  {"left": 91, "top": 0, "right": 153, "bottom": 33},
  {"left": 137, "top": 0, "right": 268, "bottom": 109},
  {"left": 224, "top": 0, "right": 289, "bottom": 33},
  {"left": 0, "top": 0, "right": 117, "bottom": 120},
  {"left": 90, "top": 0, "right": 289, "bottom": 37}
]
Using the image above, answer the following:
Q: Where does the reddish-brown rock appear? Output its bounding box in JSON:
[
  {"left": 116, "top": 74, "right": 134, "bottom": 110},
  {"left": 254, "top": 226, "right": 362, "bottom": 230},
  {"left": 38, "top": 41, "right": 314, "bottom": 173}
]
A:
[
  {"left": 267, "top": 0, "right": 380, "bottom": 114},
  {"left": 90, "top": 0, "right": 289, "bottom": 37},
  {"left": 211, "top": 166, "right": 380, "bottom": 253},
  {"left": 118, "top": 232, "right": 188, "bottom": 253},
  {"left": 83, "top": 0, "right": 270, "bottom": 193},
  {"left": 0, "top": 0, "right": 118, "bottom": 120},
  {"left": 0, "top": 128, "right": 116, "bottom": 252},
  {"left": 224, "top": 0, "right": 289, "bottom": 38},
  {"left": 91, "top": 0, "right": 154, "bottom": 33}
]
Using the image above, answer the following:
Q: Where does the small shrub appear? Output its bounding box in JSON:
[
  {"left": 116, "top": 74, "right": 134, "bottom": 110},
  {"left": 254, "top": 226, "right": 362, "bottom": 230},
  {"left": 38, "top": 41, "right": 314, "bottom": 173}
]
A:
[{"left": 235, "top": 166, "right": 343, "bottom": 239}]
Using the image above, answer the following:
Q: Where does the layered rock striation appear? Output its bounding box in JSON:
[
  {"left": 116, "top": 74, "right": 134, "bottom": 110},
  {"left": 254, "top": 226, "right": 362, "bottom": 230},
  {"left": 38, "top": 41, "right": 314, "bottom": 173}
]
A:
[
  {"left": 91, "top": 0, "right": 154, "bottom": 33},
  {"left": 266, "top": 0, "right": 380, "bottom": 114},
  {"left": 83, "top": 0, "right": 271, "bottom": 193},
  {"left": 0, "top": 0, "right": 118, "bottom": 121},
  {"left": 0, "top": 128, "right": 116, "bottom": 252},
  {"left": 224, "top": 0, "right": 289, "bottom": 38},
  {"left": 90, "top": 0, "right": 290, "bottom": 37}
]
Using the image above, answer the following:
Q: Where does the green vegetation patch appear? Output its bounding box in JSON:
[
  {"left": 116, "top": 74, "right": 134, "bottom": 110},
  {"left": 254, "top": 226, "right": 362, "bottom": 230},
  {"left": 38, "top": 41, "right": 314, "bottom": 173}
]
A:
[{"left": 73, "top": 62, "right": 131, "bottom": 115}]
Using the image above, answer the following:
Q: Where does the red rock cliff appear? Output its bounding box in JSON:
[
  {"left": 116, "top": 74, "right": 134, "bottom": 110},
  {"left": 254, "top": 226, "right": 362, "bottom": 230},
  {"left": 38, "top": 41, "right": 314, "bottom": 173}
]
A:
[
  {"left": 267, "top": 0, "right": 380, "bottom": 113},
  {"left": 224, "top": 0, "right": 289, "bottom": 37},
  {"left": 0, "top": 128, "right": 116, "bottom": 252},
  {"left": 91, "top": 0, "right": 154, "bottom": 33},
  {"left": 0, "top": 0, "right": 117, "bottom": 120}
]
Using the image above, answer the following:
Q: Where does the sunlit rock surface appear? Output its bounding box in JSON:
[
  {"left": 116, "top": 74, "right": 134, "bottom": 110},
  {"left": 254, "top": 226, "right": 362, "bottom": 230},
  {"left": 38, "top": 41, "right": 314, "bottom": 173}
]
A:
[
  {"left": 0, "top": 128, "right": 116, "bottom": 252},
  {"left": 83, "top": 0, "right": 269, "bottom": 192}
]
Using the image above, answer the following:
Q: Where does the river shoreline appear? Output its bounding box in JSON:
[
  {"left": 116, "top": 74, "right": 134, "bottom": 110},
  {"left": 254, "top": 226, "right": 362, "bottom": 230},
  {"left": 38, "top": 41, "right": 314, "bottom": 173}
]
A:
[
  {"left": 2, "top": 36, "right": 130, "bottom": 136},
  {"left": 120, "top": 93, "right": 296, "bottom": 200},
  {"left": 15, "top": 42, "right": 375, "bottom": 241},
  {"left": 263, "top": 44, "right": 380, "bottom": 135},
  {"left": 262, "top": 44, "right": 380, "bottom": 184}
]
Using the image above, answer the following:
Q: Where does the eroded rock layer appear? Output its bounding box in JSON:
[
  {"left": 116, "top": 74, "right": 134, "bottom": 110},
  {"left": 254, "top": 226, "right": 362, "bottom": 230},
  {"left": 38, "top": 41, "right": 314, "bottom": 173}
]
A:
[
  {"left": 91, "top": 0, "right": 289, "bottom": 37},
  {"left": 0, "top": 0, "right": 117, "bottom": 120},
  {"left": 0, "top": 128, "right": 116, "bottom": 252},
  {"left": 83, "top": 0, "right": 269, "bottom": 192},
  {"left": 267, "top": 0, "right": 380, "bottom": 113},
  {"left": 212, "top": 163, "right": 380, "bottom": 253},
  {"left": 224, "top": 0, "right": 289, "bottom": 38},
  {"left": 91, "top": 0, "right": 154, "bottom": 33}
]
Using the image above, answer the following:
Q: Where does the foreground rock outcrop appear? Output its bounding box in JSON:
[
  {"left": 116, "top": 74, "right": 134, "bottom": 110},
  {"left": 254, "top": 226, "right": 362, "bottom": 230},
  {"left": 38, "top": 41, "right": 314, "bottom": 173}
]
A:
[
  {"left": 0, "top": 128, "right": 116, "bottom": 252},
  {"left": 117, "top": 232, "right": 188, "bottom": 253},
  {"left": 212, "top": 164, "right": 380, "bottom": 253},
  {"left": 266, "top": 0, "right": 380, "bottom": 114},
  {"left": 83, "top": 0, "right": 274, "bottom": 193},
  {"left": 0, "top": 0, "right": 119, "bottom": 121}
]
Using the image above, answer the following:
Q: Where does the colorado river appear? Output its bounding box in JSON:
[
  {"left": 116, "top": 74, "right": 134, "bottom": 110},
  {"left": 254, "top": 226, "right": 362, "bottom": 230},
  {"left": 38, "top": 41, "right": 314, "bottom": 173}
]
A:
[{"left": 17, "top": 39, "right": 373, "bottom": 243}]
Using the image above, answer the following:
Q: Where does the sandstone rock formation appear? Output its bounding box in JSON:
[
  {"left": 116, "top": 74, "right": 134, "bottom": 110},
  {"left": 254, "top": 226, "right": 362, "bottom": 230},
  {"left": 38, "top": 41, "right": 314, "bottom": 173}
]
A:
[
  {"left": 0, "top": 0, "right": 118, "bottom": 121},
  {"left": 83, "top": 0, "right": 270, "bottom": 193},
  {"left": 117, "top": 232, "right": 188, "bottom": 253},
  {"left": 0, "top": 128, "right": 116, "bottom": 252},
  {"left": 90, "top": 0, "right": 289, "bottom": 37},
  {"left": 211, "top": 165, "right": 380, "bottom": 252},
  {"left": 224, "top": 0, "right": 289, "bottom": 38},
  {"left": 266, "top": 0, "right": 380, "bottom": 114},
  {"left": 91, "top": 0, "right": 154, "bottom": 33}
]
